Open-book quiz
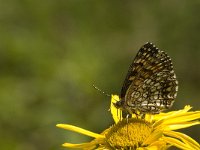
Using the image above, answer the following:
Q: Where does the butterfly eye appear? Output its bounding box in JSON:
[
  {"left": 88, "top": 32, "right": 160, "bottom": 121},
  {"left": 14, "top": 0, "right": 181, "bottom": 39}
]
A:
[{"left": 113, "top": 100, "right": 124, "bottom": 108}]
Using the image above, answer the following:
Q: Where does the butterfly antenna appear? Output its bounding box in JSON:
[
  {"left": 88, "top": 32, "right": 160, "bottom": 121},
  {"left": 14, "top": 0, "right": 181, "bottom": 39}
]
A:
[{"left": 92, "top": 84, "right": 111, "bottom": 97}]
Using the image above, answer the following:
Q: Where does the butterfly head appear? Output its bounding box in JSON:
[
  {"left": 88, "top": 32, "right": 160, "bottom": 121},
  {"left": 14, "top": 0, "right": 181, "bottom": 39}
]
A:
[
  {"left": 113, "top": 97, "right": 136, "bottom": 115},
  {"left": 113, "top": 98, "right": 124, "bottom": 109}
]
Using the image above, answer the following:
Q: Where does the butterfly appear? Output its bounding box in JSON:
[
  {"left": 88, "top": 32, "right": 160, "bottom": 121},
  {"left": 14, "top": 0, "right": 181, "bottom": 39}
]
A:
[{"left": 114, "top": 42, "right": 178, "bottom": 115}]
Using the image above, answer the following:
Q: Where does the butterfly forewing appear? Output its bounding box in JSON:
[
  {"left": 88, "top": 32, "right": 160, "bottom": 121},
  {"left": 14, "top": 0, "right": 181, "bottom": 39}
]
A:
[{"left": 118, "top": 42, "right": 178, "bottom": 114}]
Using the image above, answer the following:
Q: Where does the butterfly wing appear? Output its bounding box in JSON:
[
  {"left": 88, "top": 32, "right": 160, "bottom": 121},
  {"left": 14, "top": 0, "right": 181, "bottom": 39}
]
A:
[{"left": 120, "top": 42, "right": 178, "bottom": 114}]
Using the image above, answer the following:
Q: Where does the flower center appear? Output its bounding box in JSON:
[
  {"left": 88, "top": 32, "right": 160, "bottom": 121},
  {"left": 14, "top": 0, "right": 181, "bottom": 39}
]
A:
[{"left": 105, "top": 118, "right": 152, "bottom": 149}]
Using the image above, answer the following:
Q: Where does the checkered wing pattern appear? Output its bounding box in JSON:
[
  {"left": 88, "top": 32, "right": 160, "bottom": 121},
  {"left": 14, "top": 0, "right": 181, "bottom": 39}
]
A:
[{"left": 119, "top": 42, "right": 178, "bottom": 114}]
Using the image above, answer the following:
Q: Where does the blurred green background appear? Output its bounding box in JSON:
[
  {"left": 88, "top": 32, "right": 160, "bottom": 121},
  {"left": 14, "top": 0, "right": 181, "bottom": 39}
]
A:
[{"left": 0, "top": 1, "right": 200, "bottom": 150}]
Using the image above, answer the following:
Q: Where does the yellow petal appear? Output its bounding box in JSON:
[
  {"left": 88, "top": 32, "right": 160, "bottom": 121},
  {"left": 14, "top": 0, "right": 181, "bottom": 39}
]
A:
[
  {"left": 62, "top": 142, "right": 96, "bottom": 149},
  {"left": 110, "top": 95, "right": 122, "bottom": 123},
  {"left": 153, "top": 107, "right": 200, "bottom": 130},
  {"left": 161, "top": 112, "right": 200, "bottom": 125},
  {"left": 164, "top": 131, "right": 200, "bottom": 150},
  {"left": 162, "top": 136, "right": 195, "bottom": 150},
  {"left": 143, "top": 130, "right": 163, "bottom": 145},
  {"left": 56, "top": 124, "right": 104, "bottom": 138},
  {"left": 165, "top": 121, "right": 200, "bottom": 130}
]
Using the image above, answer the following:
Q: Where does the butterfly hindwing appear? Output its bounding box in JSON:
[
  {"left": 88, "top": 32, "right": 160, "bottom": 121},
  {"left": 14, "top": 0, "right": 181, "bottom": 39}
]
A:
[{"left": 118, "top": 42, "right": 178, "bottom": 114}]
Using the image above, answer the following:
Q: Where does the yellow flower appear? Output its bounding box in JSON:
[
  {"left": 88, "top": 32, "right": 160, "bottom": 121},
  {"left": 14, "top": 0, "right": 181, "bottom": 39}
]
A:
[{"left": 56, "top": 95, "right": 200, "bottom": 150}]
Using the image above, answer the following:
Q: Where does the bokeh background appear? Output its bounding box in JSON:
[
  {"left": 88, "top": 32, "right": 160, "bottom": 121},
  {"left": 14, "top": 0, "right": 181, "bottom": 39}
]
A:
[{"left": 0, "top": 1, "right": 200, "bottom": 150}]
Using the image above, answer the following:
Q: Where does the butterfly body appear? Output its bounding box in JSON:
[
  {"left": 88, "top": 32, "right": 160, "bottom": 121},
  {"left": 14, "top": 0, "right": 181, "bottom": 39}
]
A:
[{"left": 114, "top": 42, "right": 178, "bottom": 115}]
